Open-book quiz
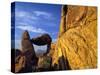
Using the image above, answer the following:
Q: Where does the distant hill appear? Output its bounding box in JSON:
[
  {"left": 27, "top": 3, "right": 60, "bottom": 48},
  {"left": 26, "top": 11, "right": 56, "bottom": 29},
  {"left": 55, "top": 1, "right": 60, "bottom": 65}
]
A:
[{"left": 36, "top": 49, "right": 46, "bottom": 57}]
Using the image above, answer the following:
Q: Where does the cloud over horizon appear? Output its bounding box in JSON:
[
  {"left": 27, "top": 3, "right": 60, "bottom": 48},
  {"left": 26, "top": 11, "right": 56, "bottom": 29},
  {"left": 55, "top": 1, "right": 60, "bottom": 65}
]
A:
[{"left": 16, "top": 25, "right": 48, "bottom": 34}]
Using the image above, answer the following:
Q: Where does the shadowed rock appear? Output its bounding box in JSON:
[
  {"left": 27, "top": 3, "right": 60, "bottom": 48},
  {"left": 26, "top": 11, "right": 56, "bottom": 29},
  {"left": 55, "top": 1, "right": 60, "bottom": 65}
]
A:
[
  {"left": 11, "top": 49, "right": 26, "bottom": 73},
  {"left": 37, "top": 55, "right": 52, "bottom": 71},
  {"left": 22, "top": 30, "right": 35, "bottom": 54},
  {"left": 15, "top": 49, "right": 22, "bottom": 58},
  {"left": 21, "top": 30, "right": 38, "bottom": 72},
  {"left": 59, "top": 6, "right": 68, "bottom": 37},
  {"left": 31, "top": 34, "right": 52, "bottom": 55},
  {"left": 58, "top": 56, "right": 71, "bottom": 70}
]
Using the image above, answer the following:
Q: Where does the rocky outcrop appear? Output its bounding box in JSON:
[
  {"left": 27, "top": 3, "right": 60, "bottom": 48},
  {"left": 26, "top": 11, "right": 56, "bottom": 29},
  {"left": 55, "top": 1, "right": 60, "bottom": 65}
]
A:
[
  {"left": 21, "top": 30, "right": 38, "bottom": 72},
  {"left": 14, "top": 32, "right": 53, "bottom": 72},
  {"left": 15, "top": 54, "right": 25, "bottom": 73},
  {"left": 52, "top": 5, "right": 97, "bottom": 70},
  {"left": 13, "top": 5, "right": 97, "bottom": 72},
  {"left": 37, "top": 55, "right": 52, "bottom": 71},
  {"left": 11, "top": 49, "right": 26, "bottom": 73},
  {"left": 48, "top": 43, "right": 56, "bottom": 58},
  {"left": 31, "top": 34, "right": 52, "bottom": 55},
  {"left": 21, "top": 30, "right": 36, "bottom": 58},
  {"left": 36, "top": 43, "right": 56, "bottom": 71},
  {"left": 14, "top": 31, "right": 39, "bottom": 73}
]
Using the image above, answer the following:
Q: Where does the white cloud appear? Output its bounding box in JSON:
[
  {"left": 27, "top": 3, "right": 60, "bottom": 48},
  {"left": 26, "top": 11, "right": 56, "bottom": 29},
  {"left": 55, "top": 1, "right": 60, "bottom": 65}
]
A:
[
  {"left": 33, "top": 11, "right": 52, "bottom": 19},
  {"left": 52, "top": 39, "right": 57, "bottom": 42},
  {"left": 16, "top": 11, "right": 27, "bottom": 17},
  {"left": 16, "top": 25, "right": 48, "bottom": 34},
  {"left": 14, "top": 40, "right": 21, "bottom": 50},
  {"left": 16, "top": 11, "right": 55, "bottom": 25},
  {"left": 16, "top": 11, "right": 38, "bottom": 20}
]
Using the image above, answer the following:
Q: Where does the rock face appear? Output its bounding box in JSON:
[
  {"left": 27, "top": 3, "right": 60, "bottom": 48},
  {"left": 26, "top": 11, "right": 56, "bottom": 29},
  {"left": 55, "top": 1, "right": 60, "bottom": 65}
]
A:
[
  {"left": 21, "top": 30, "right": 36, "bottom": 56},
  {"left": 48, "top": 43, "right": 56, "bottom": 58},
  {"left": 11, "top": 49, "right": 25, "bottom": 73},
  {"left": 20, "top": 30, "right": 38, "bottom": 72},
  {"left": 15, "top": 54, "right": 25, "bottom": 73},
  {"left": 37, "top": 43, "right": 55, "bottom": 71},
  {"left": 52, "top": 5, "right": 97, "bottom": 70},
  {"left": 37, "top": 55, "right": 52, "bottom": 71}
]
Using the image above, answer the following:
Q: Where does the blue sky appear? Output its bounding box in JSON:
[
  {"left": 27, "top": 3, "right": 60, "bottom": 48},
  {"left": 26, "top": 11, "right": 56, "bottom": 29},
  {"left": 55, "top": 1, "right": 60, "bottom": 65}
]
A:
[{"left": 11, "top": 2, "right": 62, "bottom": 49}]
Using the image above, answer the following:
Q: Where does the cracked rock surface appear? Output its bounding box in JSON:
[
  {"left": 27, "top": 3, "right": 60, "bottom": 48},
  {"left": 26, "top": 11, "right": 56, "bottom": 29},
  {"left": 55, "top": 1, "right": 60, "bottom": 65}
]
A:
[{"left": 52, "top": 5, "right": 97, "bottom": 70}]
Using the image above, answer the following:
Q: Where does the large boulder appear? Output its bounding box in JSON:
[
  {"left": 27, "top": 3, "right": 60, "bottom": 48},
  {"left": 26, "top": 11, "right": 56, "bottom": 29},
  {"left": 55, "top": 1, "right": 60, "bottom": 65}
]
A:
[{"left": 52, "top": 5, "right": 97, "bottom": 70}]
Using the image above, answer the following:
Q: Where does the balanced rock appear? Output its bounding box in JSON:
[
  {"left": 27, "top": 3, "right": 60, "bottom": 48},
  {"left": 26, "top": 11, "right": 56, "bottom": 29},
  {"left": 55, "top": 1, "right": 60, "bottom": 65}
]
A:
[{"left": 31, "top": 34, "right": 52, "bottom": 55}]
